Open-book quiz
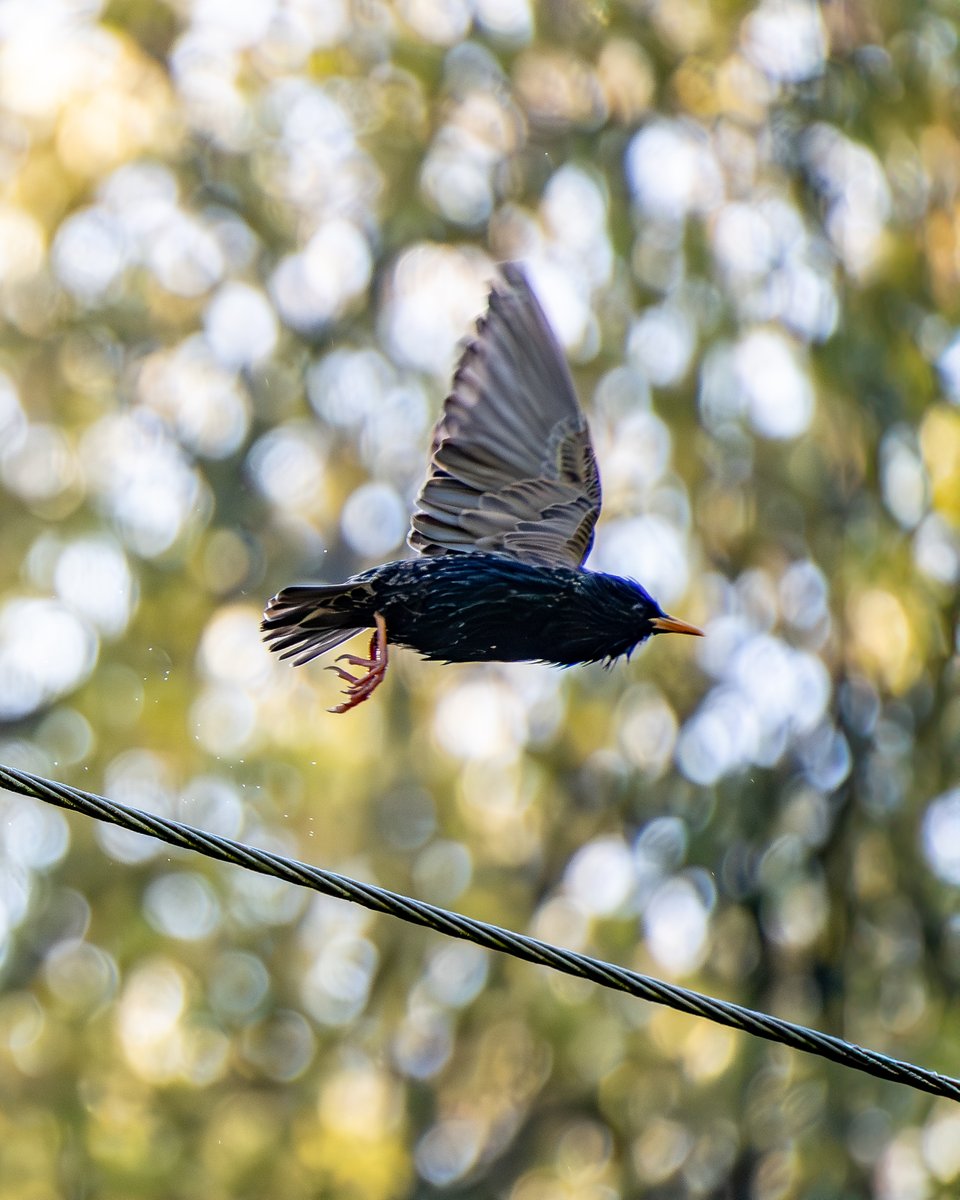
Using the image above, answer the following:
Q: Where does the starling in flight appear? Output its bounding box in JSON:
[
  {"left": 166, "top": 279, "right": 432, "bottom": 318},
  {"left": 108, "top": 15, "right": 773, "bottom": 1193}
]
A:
[{"left": 262, "top": 264, "right": 703, "bottom": 712}]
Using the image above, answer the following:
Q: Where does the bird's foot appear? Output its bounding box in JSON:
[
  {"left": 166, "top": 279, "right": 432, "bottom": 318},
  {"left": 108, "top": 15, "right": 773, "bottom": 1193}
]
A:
[{"left": 326, "top": 612, "right": 389, "bottom": 713}]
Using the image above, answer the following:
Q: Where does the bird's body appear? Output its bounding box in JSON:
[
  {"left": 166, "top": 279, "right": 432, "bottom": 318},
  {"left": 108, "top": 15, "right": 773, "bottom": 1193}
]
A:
[
  {"left": 266, "top": 554, "right": 669, "bottom": 667},
  {"left": 262, "top": 263, "right": 702, "bottom": 711}
]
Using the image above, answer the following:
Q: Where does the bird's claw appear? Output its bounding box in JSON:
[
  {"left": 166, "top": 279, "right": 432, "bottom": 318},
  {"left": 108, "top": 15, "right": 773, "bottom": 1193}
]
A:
[
  {"left": 326, "top": 663, "right": 363, "bottom": 684},
  {"left": 334, "top": 651, "right": 377, "bottom": 669},
  {"left": 327, "top": 612, "right": 389, "bottom": 714}
]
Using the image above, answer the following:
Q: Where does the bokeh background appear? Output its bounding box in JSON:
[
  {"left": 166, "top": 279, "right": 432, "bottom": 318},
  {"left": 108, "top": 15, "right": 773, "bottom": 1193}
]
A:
[{"left": 1, "top": 0, "right": 960, "bottom": 1195}]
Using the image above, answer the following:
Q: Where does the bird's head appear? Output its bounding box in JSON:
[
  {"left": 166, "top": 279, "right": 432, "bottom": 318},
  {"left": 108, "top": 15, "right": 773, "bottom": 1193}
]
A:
[{"left": 624, "top": 580, "right": 704, "bottom": 645}]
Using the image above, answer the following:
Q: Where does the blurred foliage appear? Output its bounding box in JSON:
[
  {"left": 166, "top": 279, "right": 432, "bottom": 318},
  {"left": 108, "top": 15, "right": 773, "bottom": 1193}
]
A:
[{"left": 1, "top": 0, "right": 960, "bottom": 1196}]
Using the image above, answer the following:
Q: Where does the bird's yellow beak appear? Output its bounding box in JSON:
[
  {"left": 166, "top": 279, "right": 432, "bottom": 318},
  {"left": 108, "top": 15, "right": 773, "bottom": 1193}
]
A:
[{"left": 651, "top": 615, "right": 705, "bottom": 637}]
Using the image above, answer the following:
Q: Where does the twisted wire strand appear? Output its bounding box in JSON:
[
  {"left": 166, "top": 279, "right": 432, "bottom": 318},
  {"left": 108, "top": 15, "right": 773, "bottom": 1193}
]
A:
[{"left": 1, "top": 761, "right": 956, "bottom": 1102}]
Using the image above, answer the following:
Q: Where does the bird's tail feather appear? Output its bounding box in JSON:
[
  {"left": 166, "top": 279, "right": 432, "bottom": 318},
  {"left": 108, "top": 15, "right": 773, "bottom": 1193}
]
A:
[{"left": 262, "top": 584, "right": 368, "bottom": 666}]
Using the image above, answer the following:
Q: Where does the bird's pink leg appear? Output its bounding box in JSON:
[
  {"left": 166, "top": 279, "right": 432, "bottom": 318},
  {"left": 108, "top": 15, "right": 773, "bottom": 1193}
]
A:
[{"left": 326, "top": 612, "right": 389, "bottom": 714}]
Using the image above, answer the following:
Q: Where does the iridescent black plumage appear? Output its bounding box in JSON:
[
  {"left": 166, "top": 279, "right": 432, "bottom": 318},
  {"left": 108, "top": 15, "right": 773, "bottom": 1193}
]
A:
[
  {"left": 264, "top": 555, "right": 672, "bottom": 667},
  {"left": 262, "top": 264, "right": 702, "bottom": 711}
]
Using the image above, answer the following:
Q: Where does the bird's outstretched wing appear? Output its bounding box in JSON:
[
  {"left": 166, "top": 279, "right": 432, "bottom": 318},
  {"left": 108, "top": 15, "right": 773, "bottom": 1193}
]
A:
[{"left": 408, "top": 263, "right": 602, "bottom": 569}]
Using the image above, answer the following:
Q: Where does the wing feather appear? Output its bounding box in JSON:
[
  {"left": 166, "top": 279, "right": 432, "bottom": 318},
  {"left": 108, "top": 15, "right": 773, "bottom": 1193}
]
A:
[{"left": 407, "top": 263, "right": 602, "bottom": 569}]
